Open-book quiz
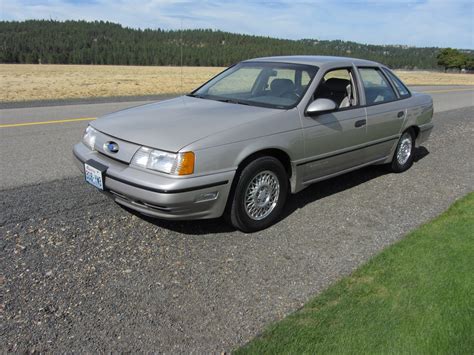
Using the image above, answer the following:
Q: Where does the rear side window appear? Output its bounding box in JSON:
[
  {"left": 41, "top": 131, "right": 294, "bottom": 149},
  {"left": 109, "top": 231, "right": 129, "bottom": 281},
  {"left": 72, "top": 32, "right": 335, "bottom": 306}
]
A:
[
  {"left": 358, "top": 68, "right": 397, "bottom": 105},
  {"left": 383, "top": 69, "right": 410, "bottom": 98}
]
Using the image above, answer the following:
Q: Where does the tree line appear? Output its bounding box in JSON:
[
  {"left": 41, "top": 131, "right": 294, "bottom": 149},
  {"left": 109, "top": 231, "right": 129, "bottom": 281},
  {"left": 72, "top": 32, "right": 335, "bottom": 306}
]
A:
[
  {"left": 437, "top": 48, "right": 474, "bottom": 72},
  {"left": 1, "top": 20, "right": 473, "bottom": 70}
]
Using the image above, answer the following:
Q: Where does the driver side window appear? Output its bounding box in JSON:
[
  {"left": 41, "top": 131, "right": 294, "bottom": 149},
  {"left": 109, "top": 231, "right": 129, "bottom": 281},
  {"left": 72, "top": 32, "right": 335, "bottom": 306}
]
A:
[{"left": 313, "top": 68, "right": 358, "bottom": 109}]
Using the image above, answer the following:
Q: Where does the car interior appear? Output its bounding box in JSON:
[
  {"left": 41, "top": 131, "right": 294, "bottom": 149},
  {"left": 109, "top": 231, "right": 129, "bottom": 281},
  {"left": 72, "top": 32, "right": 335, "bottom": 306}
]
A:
[
  {"left": 232, "top": 67, "right": 315, "bottom": 107},
  {"left": 203, "top": 66, "right": 316, "bottom": 108},
  {"left": 259, "top": 69, "right": 312, "bottom": 100},
  {"left": 358, "top": 68, "right": 397, "bottom": 104},
  {"left": 269, "top": 78, "right": 296, "bottom": 97},
  {"left": 313, "top": 69, "right": 357, "bottom": 109}
]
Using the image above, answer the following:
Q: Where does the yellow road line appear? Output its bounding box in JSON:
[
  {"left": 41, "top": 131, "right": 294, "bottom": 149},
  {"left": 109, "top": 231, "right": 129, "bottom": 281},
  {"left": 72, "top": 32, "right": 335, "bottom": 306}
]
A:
[
  {"left": 422, "top": 88, "right": 474, "bottom": 94},
  {"left": 0, "top": 117, "right": 96, "bottom": 128}
]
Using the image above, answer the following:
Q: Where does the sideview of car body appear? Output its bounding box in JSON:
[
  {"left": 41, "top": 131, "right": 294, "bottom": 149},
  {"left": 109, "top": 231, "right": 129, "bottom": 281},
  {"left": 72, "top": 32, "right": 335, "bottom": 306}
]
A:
[{"left": 73, "top": 55, "right": 434, "bottom": 232}]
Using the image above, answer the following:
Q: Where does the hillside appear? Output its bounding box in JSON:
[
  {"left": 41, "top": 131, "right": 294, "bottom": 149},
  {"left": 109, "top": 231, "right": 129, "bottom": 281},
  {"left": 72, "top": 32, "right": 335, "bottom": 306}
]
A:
[{"left": 0, "top": 20, "right": 465, "bottom": 69}]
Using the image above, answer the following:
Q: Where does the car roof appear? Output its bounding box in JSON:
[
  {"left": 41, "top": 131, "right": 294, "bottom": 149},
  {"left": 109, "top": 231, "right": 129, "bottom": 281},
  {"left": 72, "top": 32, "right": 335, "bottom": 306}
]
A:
[{"left": 244, "top": 55, "right": 381, "bottom": 68}]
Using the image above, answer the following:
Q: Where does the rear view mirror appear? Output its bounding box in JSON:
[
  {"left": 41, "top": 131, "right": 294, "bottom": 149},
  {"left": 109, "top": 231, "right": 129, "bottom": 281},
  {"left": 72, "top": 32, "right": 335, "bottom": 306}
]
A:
[{"left": 306, "top": 98, "right": 337, "bottom": 116}]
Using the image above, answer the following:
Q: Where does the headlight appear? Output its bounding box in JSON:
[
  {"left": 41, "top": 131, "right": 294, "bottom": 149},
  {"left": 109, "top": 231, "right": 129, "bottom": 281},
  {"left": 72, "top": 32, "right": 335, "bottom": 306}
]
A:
[
  {"left": 82, "top": 125, "right": 98, "bottom": 150},
  {"left": 131, "top": 147, "right": 195, "bottom": 175}
]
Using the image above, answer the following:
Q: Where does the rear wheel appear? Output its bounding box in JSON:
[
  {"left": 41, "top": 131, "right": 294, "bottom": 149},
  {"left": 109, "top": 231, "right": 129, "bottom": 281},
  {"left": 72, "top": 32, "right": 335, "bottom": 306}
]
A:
[
  {"left": 227, "top": 156, "right": 288, "bottom": 232},
  {"left": 390, "top": 129, "right": 415, "bottom": 173}
]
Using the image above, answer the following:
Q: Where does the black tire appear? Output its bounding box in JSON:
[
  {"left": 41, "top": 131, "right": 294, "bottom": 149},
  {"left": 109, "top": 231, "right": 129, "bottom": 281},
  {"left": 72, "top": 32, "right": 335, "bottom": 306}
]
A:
[
  {"left": 390, "top": 129, "right": 415, "bottom": 173},
  {"left": 227, "top": 156, "right": 288, "bottom": 232}
]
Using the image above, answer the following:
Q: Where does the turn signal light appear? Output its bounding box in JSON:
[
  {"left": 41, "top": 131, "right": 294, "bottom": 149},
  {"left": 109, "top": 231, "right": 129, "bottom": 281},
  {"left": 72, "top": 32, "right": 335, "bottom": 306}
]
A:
[{"left": 176, "top": 152, "right": 195, "bottom": 175}]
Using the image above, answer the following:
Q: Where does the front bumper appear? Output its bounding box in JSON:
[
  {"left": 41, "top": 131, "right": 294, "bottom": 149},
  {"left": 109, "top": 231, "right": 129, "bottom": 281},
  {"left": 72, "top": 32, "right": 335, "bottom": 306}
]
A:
[{"left": 73, "top": 143, "right": 235, "bottom": 220}]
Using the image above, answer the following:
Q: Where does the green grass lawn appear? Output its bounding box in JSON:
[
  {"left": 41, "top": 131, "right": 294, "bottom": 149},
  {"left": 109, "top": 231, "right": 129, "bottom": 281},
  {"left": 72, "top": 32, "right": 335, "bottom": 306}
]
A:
[{"left": 237, "top": 192, "right": 474, "bottom": 354}]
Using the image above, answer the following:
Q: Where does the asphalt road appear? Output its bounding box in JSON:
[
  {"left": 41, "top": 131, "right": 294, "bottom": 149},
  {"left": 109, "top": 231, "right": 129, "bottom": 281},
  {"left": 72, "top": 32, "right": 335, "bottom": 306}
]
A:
[{"left": 1, "top": 87, "right": 473, "bottom": 352}]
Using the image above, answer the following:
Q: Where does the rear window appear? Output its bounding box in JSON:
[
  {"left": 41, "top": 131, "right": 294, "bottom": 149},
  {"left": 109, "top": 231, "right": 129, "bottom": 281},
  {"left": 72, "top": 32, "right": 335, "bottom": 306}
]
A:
[{"left": 383, "top": 68, "right": 410, "bottom": 98}]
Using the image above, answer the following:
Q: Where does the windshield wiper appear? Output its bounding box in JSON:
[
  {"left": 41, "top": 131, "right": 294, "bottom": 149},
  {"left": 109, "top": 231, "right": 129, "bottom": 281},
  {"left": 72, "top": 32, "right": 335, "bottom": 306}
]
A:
[
  {"left": 186, "top": 93, "right": 206, "bottom": 99},
  {"left": 188, "top": 94, "right": 250, "bottom": 106},
  {"left": 214, "top": 98, "right": 250, "bottom": 106}
]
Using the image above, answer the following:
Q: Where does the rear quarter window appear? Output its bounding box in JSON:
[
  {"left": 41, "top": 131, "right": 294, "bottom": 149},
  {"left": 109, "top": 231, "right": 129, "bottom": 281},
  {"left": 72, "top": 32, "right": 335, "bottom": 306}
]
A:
[{"left": 383, "top": 69, "right": 411, "bottom": 98}]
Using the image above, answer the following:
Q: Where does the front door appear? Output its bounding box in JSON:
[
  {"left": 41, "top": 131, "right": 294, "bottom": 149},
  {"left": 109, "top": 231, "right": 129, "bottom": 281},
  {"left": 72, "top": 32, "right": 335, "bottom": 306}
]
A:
[{"left": 300, "top": 67, "right": 368, "bottom": 183}]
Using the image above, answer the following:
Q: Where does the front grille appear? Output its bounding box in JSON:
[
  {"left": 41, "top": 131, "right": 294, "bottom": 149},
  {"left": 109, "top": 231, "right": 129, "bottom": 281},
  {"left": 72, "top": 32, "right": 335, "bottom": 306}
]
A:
[{"left": 97, "top": 150, "right": 129, "bottom": 164}]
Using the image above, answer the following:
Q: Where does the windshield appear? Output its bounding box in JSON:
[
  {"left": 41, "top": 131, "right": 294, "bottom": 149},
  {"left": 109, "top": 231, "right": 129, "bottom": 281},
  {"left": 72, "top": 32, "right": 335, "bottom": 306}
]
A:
[{"left": 190, "top": 62, "right": 318, "bottom": 109}]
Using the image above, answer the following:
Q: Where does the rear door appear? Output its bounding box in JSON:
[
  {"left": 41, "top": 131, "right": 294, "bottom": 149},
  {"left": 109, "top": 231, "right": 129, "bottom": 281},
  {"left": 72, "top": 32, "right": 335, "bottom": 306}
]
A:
[{"left": 357, "top": 67, "right": 406, "bottom": 160}]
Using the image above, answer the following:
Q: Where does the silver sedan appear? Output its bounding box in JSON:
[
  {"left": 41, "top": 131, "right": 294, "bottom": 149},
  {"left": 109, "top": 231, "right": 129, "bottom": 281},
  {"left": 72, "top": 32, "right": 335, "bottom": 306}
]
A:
[{"left": 73, "top": 55, "right": 434, "bottom": 232}]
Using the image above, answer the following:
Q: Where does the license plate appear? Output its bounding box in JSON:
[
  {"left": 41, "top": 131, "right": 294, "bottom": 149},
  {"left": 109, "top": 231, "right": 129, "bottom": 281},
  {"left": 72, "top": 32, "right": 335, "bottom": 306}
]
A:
[{"left": 84, "top": 160, "right": 107, "bottom": 190}]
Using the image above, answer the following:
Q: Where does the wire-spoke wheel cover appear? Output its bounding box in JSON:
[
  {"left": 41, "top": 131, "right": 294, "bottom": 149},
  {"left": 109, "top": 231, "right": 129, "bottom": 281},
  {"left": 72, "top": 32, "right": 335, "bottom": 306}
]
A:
[
  {"left": 397, "top": 132, "right": 412, "bottom": 165},
  {"left": 244, "top": 170, "right": 280, "bottom": 221}
]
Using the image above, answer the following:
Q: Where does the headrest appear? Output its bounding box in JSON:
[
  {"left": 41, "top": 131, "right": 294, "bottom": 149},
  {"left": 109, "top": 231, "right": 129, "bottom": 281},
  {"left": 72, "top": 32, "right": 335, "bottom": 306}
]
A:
[
  {"left": 270, "top": 79, "right": 294, "bottom": 95},
  {"left": 324, "top": 78, "right": 351, "bottom": 92}
]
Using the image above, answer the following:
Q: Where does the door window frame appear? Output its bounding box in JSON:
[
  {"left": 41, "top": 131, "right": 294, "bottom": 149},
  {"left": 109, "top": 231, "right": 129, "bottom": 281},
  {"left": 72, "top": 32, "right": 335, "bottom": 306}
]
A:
[{"left": 304, "top": 66, "right": 362, "bottom": 116}]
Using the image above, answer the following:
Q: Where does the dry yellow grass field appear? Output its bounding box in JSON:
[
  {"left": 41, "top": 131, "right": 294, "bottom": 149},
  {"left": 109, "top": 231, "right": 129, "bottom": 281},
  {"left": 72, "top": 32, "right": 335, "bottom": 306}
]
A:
[
  {"left": 1, "top": 64, "right": 473, "bottom": 102},
  {"left": 0, "top": 64, "right": 224, "bottom": 102},
  {"left": 395, "top": 70, "right": 474, "bottom": 86}
]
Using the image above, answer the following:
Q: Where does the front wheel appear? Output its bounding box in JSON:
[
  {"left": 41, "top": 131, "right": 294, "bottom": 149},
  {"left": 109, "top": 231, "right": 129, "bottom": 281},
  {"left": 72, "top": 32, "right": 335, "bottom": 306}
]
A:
[
  {"left": 227, "top": 156, "right": 288, "bottom": 232},
  {"left": 390, "top": 129, "right": 415, "bottom": 173}
]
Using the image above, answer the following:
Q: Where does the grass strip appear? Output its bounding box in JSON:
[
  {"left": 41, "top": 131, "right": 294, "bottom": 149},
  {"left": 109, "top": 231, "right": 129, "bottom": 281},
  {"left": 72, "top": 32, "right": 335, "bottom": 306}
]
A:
[{"left": 237, "top": 192, "right": 474, "bottom": 354}]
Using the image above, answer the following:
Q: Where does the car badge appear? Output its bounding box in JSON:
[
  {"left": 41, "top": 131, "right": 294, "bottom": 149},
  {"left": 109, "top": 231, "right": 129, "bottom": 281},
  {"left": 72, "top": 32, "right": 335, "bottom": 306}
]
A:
[{"left": 105, "top": 141, "right": 119, "bottom": 153}]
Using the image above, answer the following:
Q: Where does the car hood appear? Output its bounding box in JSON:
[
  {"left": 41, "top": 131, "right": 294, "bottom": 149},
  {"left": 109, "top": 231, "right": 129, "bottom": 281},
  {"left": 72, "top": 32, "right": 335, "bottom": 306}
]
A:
[{"left": 91, "top": 96, "right": 281, "bottom": 152}]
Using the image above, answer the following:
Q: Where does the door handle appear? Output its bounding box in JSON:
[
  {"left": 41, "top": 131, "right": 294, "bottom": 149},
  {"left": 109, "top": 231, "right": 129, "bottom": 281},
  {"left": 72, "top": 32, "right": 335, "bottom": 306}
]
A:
[
  {"left": 397, "top": 111, "right": 405, "bottom": 118},
  {"left": 355, "top": 119, "right": 367, "bottom": 128}
]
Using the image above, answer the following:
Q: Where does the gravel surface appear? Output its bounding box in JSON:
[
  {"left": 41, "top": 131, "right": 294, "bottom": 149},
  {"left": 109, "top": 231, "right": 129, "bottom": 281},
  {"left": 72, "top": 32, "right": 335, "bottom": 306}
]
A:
[{"left": 1, "top": 107, "right": 473, "bottom": 352}]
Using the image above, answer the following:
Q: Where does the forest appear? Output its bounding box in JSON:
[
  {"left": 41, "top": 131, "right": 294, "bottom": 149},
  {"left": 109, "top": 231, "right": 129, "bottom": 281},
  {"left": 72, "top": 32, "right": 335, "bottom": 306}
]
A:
[{"left": 1, "top": 20, "right": 472, "bottom": 69}]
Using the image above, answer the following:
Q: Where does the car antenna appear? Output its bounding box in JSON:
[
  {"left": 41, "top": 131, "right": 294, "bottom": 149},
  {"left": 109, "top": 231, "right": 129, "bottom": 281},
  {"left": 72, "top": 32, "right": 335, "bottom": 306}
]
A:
[{"left": 180, "top": 18, "right": 183, "bottom": 94}]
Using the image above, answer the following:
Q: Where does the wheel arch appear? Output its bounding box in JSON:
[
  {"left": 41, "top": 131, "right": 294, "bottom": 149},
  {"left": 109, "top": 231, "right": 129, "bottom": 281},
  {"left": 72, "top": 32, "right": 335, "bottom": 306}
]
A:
[
  {"left": 405, "top": 125, "right": 420, "bottom": 137},
  {"left": 236, "top": 148, "right": 293, "bottom": 178},
  {"left": 224, "top": 148, "right": 294, "bottom": 214},
  {"left": 404, "top": 125, "right": 421, "bottom": 146}
]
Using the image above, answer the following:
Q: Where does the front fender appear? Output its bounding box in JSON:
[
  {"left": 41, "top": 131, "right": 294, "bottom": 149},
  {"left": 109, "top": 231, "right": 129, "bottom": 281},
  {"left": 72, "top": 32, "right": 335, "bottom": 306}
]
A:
[{"left": 187, "top": 128, "right": 304, "bottom": 195}]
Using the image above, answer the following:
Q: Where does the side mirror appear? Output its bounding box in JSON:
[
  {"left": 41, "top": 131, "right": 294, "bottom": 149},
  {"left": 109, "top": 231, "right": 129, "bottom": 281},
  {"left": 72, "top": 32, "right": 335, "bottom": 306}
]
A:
[{"left": 306, "top": 98, "right": 337, "bottom": 116}]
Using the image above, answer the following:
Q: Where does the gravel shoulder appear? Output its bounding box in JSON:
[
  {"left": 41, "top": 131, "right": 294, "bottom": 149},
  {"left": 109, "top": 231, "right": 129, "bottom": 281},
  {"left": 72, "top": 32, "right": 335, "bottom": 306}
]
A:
[{"left": 1, "top": 107, "right": 473, "bottom": 352}]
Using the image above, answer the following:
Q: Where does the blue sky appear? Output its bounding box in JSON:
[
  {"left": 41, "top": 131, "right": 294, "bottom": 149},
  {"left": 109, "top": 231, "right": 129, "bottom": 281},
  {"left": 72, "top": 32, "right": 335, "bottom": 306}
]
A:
[{"left": 2, "top": 0, "right": 473, "bottom": 48}]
